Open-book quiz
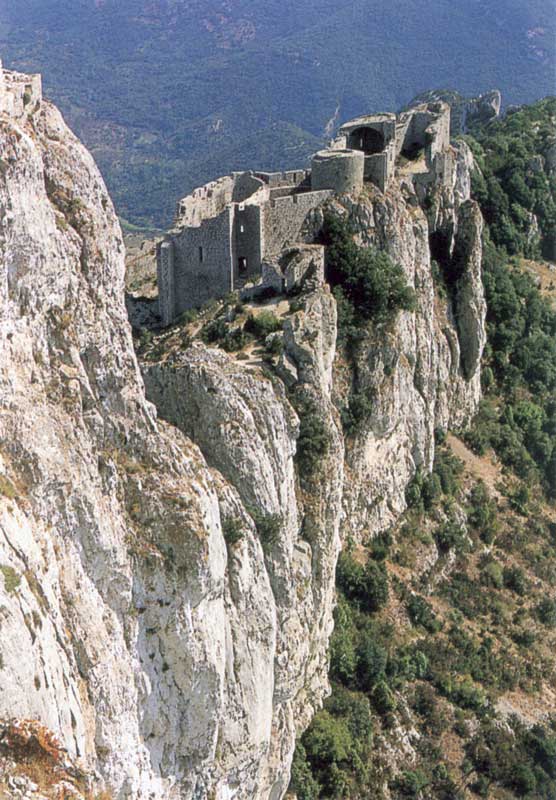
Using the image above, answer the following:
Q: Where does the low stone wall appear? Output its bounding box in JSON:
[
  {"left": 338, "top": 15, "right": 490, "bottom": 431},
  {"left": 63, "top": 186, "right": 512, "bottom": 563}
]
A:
[{"left": 255, "top": 169, "right": 310, "bottom": 189}]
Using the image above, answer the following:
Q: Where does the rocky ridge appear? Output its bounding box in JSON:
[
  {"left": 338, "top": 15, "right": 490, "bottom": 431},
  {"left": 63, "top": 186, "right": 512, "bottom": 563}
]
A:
[{"left": 0, "top": 64, "right": 485, "bottom": 800}]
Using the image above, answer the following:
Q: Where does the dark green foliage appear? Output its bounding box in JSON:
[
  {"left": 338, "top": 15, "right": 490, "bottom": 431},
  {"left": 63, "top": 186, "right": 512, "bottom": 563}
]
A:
[
  {"left": 329, "top": 596, "right": 358, "bottom": 685},
  {"left": 372, "top": 679, "right": 397, "bottom": 715},
  {"left": 466, "top": 99, "right": 556, "bottom": 259},
  {"left": 406, "top": 448, "right": 463, "bottom": 512},
  {"left": 294, "top": 398, "right": 329, "bottom": 477},
  {"left": 222, "top": 517, "right": 244, "bottom": 546},
  {"left": 503, "top": 565, "right": 528, "bottom": 596},
  {"left": 434, "top": 519, "right": 467, "bottom": 553},
  {"left": 356, "top": 630, "right": 388, "bottom": 690},
  {"left": 247, "top": 506, "right": 282, "bottom": 546},
  {"left": 200, "top": 318, "right": 250, "bottom": 351},
  {"left": 244, "top": 310, "right": 282, "bottom": 339},
  {"left": 336, "top": 553, "right": 389, "bottom": 614},
  {"left": 393, "top": 769, "right": 429, "bottom": 797},
  {"left": 467, "top": 482, "right": 498, "bottom": 544},
  {"left": 294, "top": 689, "right": 373, "bottom": 798},
  {"left": 406, "top": 594, "right": 441, "bottom": 633},
  {"left": 289, "top": 743, "right": 320, "bottom": 800},
  {"left": 322, "top": 212, "right": 415, "bottom": 328},
  {"left": 467, "top": 718, "right": 556, "bottom": 799},
  {"left": 465, "top": 230, "right": 556, "bottom": 492},
  {"left": 340, "top": 390, "right": 374, "bottom": 435},
  {"left": 536, "top": 597, "right": 556, "bottom": 628}
]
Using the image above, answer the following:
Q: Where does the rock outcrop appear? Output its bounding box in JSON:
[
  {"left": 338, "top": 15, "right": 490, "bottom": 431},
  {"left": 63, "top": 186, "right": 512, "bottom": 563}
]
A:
[{"left": 0, "top": 64, "right": 486, "bottom": 800}]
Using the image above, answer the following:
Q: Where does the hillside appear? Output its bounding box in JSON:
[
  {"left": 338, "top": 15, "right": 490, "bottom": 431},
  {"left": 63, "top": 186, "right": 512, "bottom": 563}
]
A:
[
  {"left": 1, "top": 0, "right": 554, "bottom": 228},
  {"left": 290, "top": 99, "right": 556, "bottom": 800}
]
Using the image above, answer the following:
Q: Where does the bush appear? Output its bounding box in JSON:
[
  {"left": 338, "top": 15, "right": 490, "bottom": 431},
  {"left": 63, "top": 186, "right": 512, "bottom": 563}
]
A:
[
  {"left": 393, "top": 769, "right": 429, "bottom": 797},
  {"left": 372, "top": 679, "right": 397, "bottom": 715},
  {"left": 336, "top": 553, "right": 389, "bottom": 614},
  {"left": 467, "top": 482, "right": 497, "bottom": 544},
  {"left": 245, "top": 310, "right": 282, "bottom": 339},
  {"left": 247, "top": 506, "right": 282, "bottom": 546},
  {"left": 322, "top": 212, "right": 416, "bottom": 327},
  {"left": 289, "top": 743, "right": 321, "bottom": 800},
  {"left": 222, "top": 518, "right": 244, "bottom": 546},
  {"left": 341, "top": 390, "right": 374, "bottom": 435},
  {"left": 536, "top": 597, "right": 556, "bottom": 627},
  {"left": 503, "top": 565, "right": 528, "bottom": 596},
  {"left": 329, "top": 596, "right": 358, "bottom": 684},
  {"left": 295, "top": 399, "right": 329, "bottom": 477},
  {"left": 406, "top": 594, "right": 441, "bottom": 633},
  {"left": 435, "top": 520, "right": 466, "bottom": 553},
  {"left": 356, "top": 630, "right": 387, "bottom": 691},
  {"left": 481, "top": 560, "right": 504, "bottom": 589}
]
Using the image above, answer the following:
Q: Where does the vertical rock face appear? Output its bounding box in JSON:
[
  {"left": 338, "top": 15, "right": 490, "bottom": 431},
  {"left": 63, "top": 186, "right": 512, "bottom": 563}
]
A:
[{"left": 0, "top": 67, "right": 485, "bottom": 799}]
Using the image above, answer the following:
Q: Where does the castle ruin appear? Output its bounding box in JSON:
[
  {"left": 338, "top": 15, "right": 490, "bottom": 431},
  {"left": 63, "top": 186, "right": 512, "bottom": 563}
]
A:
[
  {"left": 157, "top": 101, "right": 452, "bottom": 325},
  {"left": 0, "top": 59, "right": 42, "bottom": 120}
]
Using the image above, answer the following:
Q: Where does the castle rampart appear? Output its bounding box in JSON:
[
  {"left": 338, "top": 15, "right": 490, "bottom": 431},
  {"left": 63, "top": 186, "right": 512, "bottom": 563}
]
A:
[{"left": 157, "top": 101, "right": 453, "bottom": 324}]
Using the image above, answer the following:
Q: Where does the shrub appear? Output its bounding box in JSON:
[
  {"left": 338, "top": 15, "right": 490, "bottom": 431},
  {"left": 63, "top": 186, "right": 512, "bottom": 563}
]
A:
[
  {"left": 536, "top": 597, "right": 556, "bottom": 627},
  {"left": 222, "top": 518, "right": 244, "bottom": 546},
  {"left": 393, "top": 769, "right": 429, "bottom": 797},
  {"left": 481, "top": 561, "right": 504, "bottom": 590},
  {"left": 329, "top": 596, "right": 358, "bottom": 684},
  {"left": 406, "top": 594, "right": 441, "bottom": 633},
  {"left": 336, "top": 553, "right": 389, "bottom": 614},
  {"left": 0, "top": 564, "right": 21, "bottom": 594},
  {"left": 467, "top": 482, "right": 497, "bottom": 544},
  {"left": 322, "top": 212, "right": 416, "bottom": 327},
  {"left": 341, "top": 390, "right": 374, "bottom": 435},
  {"left": 245, "top": 310, "right": 282, "bottom": 339},
  {"left": 435, "top": 520, "right": 466, "bottom": 553},
  {"left": 356, "top": 630, "right": 387, "bottom": 691},
  {"left": 247, "top": 506, "right": 282, "bottom": 546},
  {"left": 289, "top": 743, "right": 321, "bottom": 800},
  {"left": 295, "top": 399, "right": 329, "bottom": 477},
  {"left": 503, "top": 565, "right": 528, "bottom": 596},
  {"left": 372, "top": 680, "right": 397, "bottom": 714}
]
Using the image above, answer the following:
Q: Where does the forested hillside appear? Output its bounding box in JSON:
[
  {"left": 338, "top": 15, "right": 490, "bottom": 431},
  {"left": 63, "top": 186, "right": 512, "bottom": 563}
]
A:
[
  {"left": 290, "top": 98, "right": 556, "bottom": 800},
  {"left": 1, "top": 0, "right": 554, "bottom": 228}
]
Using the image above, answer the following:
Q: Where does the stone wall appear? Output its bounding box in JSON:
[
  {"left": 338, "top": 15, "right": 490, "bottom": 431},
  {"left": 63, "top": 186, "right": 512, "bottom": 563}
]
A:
[
  {"left": 170, "top": 207, "right": 234, "bottom": 314},
  {"left": 254, "top": 169, "right": 310, "bottom": 189},
  {"left": 157, "top": 241, "right": 176, "bottom": 325},
  {"left": 263, "top": 190, "right": 333, "bottom": 256},
  {"left": 311, "top": 149, "right": 364, "bottom": 194},
  {"left": 396, "top": 103, "right": 451, "bottom": 166},
  {"left": 364, "top": 151, "right": 390, "bottom": 192},
  {"left": 232, "top": 203, "right": 264, "bottom": 282},
  {"left": 1, "top": 66, "right": 42, "bottom": 119}
]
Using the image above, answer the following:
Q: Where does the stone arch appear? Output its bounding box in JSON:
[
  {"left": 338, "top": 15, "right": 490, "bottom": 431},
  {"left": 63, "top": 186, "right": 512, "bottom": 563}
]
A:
[{"left": 348, "top": 126, "right": 385, "bottom": 155}]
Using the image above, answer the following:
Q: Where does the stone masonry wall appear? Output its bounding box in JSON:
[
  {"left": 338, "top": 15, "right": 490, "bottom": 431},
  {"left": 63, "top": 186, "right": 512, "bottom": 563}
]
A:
[
  {"left": 232, "top": 203, "right": 264, "bottom": 282},
  {"left": 263, "top": 190, "right": 333, "bottom": 256},
  {"left": 172, "top": 208, "right": 233, "bottom": 314}
]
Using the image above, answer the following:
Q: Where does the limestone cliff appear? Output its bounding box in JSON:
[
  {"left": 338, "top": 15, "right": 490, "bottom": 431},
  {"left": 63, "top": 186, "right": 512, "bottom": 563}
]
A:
[{"left": 0, "top": 65, "right": 485, "bottom": 800}]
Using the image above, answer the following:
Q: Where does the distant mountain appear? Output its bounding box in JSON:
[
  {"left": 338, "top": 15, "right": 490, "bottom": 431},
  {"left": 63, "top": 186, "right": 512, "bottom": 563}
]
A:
[{"left": 2, "top": 0, "right": 554, "bottom": 228}]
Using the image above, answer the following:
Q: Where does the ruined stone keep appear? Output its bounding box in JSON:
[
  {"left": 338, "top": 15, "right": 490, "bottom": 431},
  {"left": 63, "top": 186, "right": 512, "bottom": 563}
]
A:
[{"left": 158, "top": 102, "right": 451, "bottom": 324}]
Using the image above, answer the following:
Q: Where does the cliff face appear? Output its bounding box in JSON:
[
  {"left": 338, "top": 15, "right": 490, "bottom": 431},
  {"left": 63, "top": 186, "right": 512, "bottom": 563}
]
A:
[{"left": 0, "top": 68, "right": 485, "bottom": 800}]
